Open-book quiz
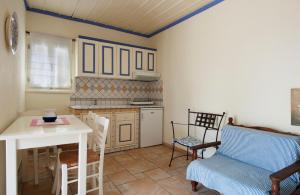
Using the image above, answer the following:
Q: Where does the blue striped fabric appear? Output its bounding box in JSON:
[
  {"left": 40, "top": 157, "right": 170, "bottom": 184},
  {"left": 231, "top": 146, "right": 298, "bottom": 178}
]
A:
[
  {"left": 218, "top": 125, "right": 300, "bottom": 183},
  {"left": 186, "top": 154, "right": 297, "bottom": 195}
]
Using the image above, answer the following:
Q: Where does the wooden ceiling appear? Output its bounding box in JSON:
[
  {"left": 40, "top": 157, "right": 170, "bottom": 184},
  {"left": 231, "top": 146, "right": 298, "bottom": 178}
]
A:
[{"left": 26, "top": 0, "right": 216, "bottom": 37}]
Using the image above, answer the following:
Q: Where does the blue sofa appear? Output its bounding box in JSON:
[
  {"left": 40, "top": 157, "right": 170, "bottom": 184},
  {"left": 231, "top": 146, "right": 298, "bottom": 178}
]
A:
[{"left": 186, "top": 124, "right": 300, "bottom": 195}]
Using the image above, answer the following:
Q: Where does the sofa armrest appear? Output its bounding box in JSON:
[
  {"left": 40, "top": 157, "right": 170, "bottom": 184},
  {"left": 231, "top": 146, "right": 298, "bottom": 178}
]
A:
[
  {"left": 270, "top": 160, "right": 300, "bottom": 195},
  {"left": 190, "top": 141, "right": 221, "bottom": 160}
]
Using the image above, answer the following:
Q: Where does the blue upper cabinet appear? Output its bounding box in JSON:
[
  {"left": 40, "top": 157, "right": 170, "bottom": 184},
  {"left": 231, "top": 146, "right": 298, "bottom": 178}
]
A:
[
  {"left": 99, "top": 42, "right": 117, "bottom": 78},
  {"left": 117, "top": 46, "right": 132, "bottom": 79},
  {"left": 147, "top": 51, "right": 156, "bottom": 71},
  {"left": 77, "top": 39, "right": 99, "bottom": 77},
  {"left": 76, "top": 37, "right": 157, "bottom": 79},
  {"left": 133, "top": 49, "right": 157, "bottom": 72},
  {"left": 134, "top": 49, "right": 144, "bottom": 71}
]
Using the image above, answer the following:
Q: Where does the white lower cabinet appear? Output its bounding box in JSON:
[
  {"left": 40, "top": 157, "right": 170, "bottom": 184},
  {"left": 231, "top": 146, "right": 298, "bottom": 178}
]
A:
[
  {"left": 115, "top": 112, "right": 135, "bottom": 147},
  {"left": 77, "top": 109, "right": 138, "bottom": 152}
]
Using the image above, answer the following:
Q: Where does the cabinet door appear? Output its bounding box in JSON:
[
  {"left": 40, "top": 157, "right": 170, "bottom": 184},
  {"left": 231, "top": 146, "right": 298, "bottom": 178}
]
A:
[
  {"left": 99, "top": 43, "right": 117, "bottom": 78},
  {"left": 117, "top": 46, "right": 132, "bottom": 79},
  {"left": 115, "top": 113, "right": 135, "bottom": 146},
  {"left": 133, "top": 48, "right": 144, "bottom": 71},
  {"left": 146, "top": 50, "right": 156, "bottom": 72},
  {"left": 78, "top": 39, "right": 98, "bottom": 77},
  {"left": 115, "top": 120, "right": 135, "bottom": 146}
]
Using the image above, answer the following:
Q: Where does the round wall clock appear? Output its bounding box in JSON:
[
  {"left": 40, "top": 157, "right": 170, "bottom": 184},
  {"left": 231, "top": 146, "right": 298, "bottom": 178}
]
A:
[{"left": 5, "top": 12, "right": 19, "bottom": 55}]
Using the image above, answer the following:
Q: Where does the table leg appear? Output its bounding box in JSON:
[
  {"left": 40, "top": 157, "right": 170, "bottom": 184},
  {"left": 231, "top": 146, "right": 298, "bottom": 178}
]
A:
[
  {"left": 6, "top": 139, "right": 17, "bottom": 195},
  {"left": 78, "top": 133, "right": 87, "bottom": 195}
]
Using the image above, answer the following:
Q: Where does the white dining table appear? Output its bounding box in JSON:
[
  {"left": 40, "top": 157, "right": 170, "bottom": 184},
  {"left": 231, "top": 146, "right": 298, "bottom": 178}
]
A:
[{"left": 0, "top": 115, "right": 93, "bottom": 195}]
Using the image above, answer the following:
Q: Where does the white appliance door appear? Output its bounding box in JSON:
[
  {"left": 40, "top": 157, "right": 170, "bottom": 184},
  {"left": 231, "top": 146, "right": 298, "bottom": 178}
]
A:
[{"left": 140, "top": 108, "right": 163, "bottom": 147}]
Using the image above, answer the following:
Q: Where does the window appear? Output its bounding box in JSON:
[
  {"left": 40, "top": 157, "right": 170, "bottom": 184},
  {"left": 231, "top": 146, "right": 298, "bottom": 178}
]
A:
[{"left": 27, "top": 32, "right": 72, "bottom": 90}]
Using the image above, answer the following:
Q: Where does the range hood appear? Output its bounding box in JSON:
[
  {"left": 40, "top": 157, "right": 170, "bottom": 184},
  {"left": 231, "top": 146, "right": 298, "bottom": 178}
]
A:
[{"left": 133, "top": 70, "right": 160, "bottom": 81}]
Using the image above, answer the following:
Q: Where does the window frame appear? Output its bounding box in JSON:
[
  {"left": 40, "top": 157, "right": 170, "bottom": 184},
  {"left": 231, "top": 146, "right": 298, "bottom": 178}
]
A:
[{"left": 25, "top": 32, "right": 75, "bottom": 93}]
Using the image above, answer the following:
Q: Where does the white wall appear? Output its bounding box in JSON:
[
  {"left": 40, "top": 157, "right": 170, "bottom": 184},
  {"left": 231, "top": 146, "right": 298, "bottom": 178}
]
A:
[
  {"left": 0, "top": 0, "right": 26, "bottom": 193},
  {"left": 151, "top": 0, "right": 300, "bottom": 152},
  {"left": 25, "top": 12, "right": 153, "bottom": 113}
]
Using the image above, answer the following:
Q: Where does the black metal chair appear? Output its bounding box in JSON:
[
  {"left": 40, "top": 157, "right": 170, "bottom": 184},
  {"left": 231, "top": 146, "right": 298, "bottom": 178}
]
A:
[{"left": 169, "top": 109, "right": 225, "bottom": 166}]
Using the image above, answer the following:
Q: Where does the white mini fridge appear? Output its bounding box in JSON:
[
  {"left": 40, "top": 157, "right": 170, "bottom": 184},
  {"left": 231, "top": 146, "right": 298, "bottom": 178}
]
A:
[{"left": 140, "top": 108, "right": 163, "bottom": 147}]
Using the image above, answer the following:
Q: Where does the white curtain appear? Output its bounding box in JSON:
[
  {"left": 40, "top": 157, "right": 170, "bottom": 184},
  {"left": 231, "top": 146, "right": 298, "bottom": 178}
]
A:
[{"left": 28, "top": 32, "right": 72, "bottom": 89}]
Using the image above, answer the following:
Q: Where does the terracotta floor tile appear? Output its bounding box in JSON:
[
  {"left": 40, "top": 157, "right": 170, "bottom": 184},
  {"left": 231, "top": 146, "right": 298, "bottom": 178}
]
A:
[
  {"left": 127, "top": 148, "right": 144, "bottom": 154},
  {"left": 106, "top": 151, "right": 127, "bottom": 157},
  {"left": 103, "top": 182, "right": 122, "bottom": 195},
  {"left": 175, "top": 166, "right": 187, "bottom": 176},
  {"left": 133, "top": 172, "right": 147, "bottom": 179},
  {"left": 21, "top": 144, "right": 219, "bottom": 195},
  {"left": 145, "top": 168, "right": 170, "bottom": 181},
  {"left": 147, "top": 145, "right": 172, "bottom": 154},
  {"left": 165, "top": 168, "right": 180, "bottom": 177},
  {"left": 104, "top": 162, "right": 125, "bottom": 176},
  {"left": 117, "top": 178, "right": 169, "bottom": 195},
  {"left": 157, "top": 176, "right": 191, "bottom": 195},
  {"left": 141, "top": 152, "right": 161, "bottom": 161},
  {"left": 114, "top": 153, "right": 135, "bottom": 163},
  {"left": 127, "top": 153, "right": 143, "bottom": 160},
  {"left": 103, "top": 175, "right": 111, "bottom": 183},
  {"left": 105, "top": 157, "right": 119, "bottom": 165},
  {"left": 123, "top": 159, "right": 156, "bottom": 174},
  {"left": 108, "top": 170, "right": 136, "bottom": 185}
]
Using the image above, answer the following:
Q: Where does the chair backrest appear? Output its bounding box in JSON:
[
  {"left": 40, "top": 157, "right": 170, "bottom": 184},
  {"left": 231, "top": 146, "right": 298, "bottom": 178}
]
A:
[
  {"left": 84, "top": 111, "right": 97, "bottom": 149},
  {"left": 87, "top": 111, "right": 96, "bottom": 127},
  {"left": 218, "top": 125, "right": 300, "bottom": 183},
  {"left": 187, "top": 109, "right": 226, "bottom": 142},
  {"left": 94, "top": 116, "right": 109, "bottom": 195},
  {"left": 93, "top": 116, "right": 109, "bottom": 153}
]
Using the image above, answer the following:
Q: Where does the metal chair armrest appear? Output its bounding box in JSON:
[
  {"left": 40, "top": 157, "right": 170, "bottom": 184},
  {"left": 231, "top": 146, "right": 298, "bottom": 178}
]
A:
[{"left": 171, "top": 121, "right": 189, "bottom": 140}]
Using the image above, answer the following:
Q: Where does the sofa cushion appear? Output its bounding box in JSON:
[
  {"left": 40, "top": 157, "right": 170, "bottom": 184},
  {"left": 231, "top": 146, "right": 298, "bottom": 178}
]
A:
[
  {"left": 186, "top": 154, "right": 297, "bottom": 195},
  {"left": 218, "top": 125, "right": 300, "bottom": 183}
]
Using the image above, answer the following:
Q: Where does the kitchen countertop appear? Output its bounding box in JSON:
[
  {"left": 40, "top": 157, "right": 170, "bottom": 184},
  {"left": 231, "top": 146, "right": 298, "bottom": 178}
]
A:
[{"left": 70, "top": 105, "right": 164, "bottom": 110}]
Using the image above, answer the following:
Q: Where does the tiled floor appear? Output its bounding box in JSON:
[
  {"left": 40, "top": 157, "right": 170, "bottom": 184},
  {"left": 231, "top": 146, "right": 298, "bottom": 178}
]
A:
[{"left": 21, "top": 145, "right": 220, "bottom": 195}]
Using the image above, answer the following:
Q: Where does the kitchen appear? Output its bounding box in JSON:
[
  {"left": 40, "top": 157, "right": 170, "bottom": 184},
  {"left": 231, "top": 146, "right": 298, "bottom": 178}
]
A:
[{"left": 69, "top": 35, "right": 164, "bottom": 152}]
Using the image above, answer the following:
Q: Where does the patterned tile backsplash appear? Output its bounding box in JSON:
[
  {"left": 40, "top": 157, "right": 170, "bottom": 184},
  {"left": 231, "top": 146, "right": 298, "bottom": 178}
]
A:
[{"left": 70, "top": 77, "right": 163, "bottom": 105}]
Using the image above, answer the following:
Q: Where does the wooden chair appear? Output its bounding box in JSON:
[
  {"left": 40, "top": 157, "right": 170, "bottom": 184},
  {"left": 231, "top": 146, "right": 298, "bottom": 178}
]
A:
[
  {"left": 59, "top": 115, "right": 109, "bottom": 195},
  {"left": 169, "top": 109, "right": 225, "bottom": 166},
  {"left": 51, "top": 111, "right": 96, "bottom": 194},
  {"left": 56, "top": 111, "right": 96, "bottom": 152}
]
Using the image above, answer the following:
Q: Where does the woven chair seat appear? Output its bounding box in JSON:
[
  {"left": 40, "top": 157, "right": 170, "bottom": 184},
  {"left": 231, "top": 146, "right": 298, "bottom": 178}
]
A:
[
  {"left": 175, "top": 136, "right": 203, "bottom": 147},
  {"left": 60, "top": 149, "right": 99, "bottom": 168},
  {"left": 57, "top": 143, "right": 78, "bottom": 151}
]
